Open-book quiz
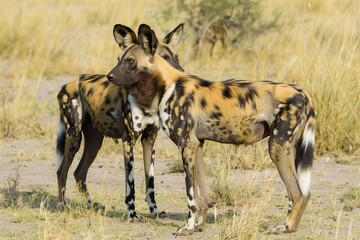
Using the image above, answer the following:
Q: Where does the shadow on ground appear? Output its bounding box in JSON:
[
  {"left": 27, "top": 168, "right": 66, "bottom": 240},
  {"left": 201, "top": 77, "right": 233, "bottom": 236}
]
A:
[{"left": 0, "top": 187, "right": 58, "bottom": 211}]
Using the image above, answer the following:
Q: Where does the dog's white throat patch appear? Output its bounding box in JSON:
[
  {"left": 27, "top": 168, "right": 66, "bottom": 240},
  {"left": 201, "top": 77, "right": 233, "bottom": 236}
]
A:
[{"left": 128, "top": 94, "right": 159, "bottom": 132}]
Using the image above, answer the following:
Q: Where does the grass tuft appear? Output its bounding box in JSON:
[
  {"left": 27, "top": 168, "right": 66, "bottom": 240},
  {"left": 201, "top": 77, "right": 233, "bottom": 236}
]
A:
[{"left": 342, "top": 187, "right": 360, "bottom": 210}]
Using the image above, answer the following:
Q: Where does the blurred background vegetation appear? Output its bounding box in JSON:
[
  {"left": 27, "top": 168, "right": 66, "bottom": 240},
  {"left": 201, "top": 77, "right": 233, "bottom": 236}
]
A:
[{"left": 0, "top": 0, "right": 359, "bottom": 158}]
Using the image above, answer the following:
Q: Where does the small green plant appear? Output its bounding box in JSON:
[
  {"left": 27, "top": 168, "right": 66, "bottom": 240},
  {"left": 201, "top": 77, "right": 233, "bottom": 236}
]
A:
[
  {"left": 207, "top": 150, "right": 261, "bottom": 207},
  {"left": 7, "top": 160, "right": 20, "bottom": 193},
  {"left": 168, "top": 158, "right": 184, "bottom": 173},
  {"left": 210, "top": 174, "right": 261, "bottom": 207}
]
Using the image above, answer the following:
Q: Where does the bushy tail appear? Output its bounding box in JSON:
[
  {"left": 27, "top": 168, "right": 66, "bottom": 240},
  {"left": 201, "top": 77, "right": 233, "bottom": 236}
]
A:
[
  {"left": 296, "top": 106, "right": 315, "bottom": 197},
  {"left": 56, "top": 118, "right": 66, "bottom": 172}
]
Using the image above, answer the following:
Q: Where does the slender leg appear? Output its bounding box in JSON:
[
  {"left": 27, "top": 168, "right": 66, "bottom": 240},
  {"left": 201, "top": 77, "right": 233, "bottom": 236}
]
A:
[
  {"left": 74, "top": 116, "right": 104, "bottom": 208},
  {"left": 141, "top": 126, "right": 159, "bottom": 217},
  {"left": 268, "top": 110, "right": 311, "bottom": 233},
  {"left": 122, "top": 139, "right": 142, "bottom": 222},
  {"left": 173, "top": 142, "right": 200, "bottom": 236},
  {"left": 194, "top": 140, "right": 210, "bottom": 231},
  {"left": 56, "top": 99, "right": 82, "bottom": 211},
  {"left": 57, "top": 133, "right": 82, "bottom": 210}
]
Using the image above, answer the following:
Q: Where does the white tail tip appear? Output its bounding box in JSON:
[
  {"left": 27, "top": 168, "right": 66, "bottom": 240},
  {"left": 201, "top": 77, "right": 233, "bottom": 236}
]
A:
[{"left": 297, "top": 167, "right": 311, "bottom": 196}]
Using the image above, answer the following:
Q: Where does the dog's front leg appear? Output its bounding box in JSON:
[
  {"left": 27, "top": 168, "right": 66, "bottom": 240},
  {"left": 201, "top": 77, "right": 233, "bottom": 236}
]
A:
[{"left": 173, "top": 143, "right": 200, "bottom": 236}]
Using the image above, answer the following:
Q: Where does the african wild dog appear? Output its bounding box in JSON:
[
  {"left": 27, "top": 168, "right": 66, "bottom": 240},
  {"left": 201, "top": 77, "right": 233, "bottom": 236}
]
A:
[
  {"left": 56, "top": 23, "right": 184, "bottom": 220},
  {"left": 200, "top": 15, "right": 239, "bottom": 55},
  {"left": 107, "top": 24, "right": 315, "bottom": 235}
]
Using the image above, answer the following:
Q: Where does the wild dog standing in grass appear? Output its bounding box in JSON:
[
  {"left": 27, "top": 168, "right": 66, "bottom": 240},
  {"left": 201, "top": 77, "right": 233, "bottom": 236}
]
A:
[
  {"left": 200, "top": 15, "right": 239, "bottom": 56},
  {"left": 107, "top": 24, "right": 315, "bottom": 235},
  {"left": 56, "top": 23, "right": 184, "bottom": 220}
]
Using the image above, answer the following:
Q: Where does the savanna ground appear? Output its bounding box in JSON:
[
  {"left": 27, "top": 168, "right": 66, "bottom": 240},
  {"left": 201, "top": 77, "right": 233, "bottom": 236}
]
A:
[{"left": 0, "top": 0, "right": 359, "bottom": 239}]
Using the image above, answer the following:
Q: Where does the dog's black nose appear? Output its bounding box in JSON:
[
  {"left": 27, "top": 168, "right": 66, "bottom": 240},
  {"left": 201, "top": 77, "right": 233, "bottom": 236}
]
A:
[{"left": 107, "top": 73, "right": 115, "bottom": 81}]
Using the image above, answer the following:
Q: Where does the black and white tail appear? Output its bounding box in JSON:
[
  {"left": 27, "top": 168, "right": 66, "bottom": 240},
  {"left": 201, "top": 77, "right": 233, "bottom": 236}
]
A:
[
  {"left": 56, "top": 118, "right": 66, "bottom": 172},
  {"left": 296, "top": 107, "right": 315, "bottom": 197}
]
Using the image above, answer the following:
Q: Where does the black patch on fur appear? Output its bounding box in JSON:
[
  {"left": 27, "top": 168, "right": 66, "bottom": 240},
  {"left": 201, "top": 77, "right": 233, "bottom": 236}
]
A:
[
  {"left": 295, "top": 125, "right": 314, "bottom": 171},
  {"left": 308, "top": 108, "right": 315, "bottom": 118},
  {"left": 200, "top": 98, "right": 207, "bottom": 109},
  {"left": 199, "top": 80, "right": 213, "bottom": 87},
  {"left": 148, "top": 176, "right": 155, "bottom": 189},
  {"left": 222, "top": 86, "right": 232, "bottom": 99},
  {"left": 244, "top": 85, "right": 258, "bottom": 103},
  {"left": 56, "top": 118, "right": 66, "bottom": 165},
  {"left": 79, "top": 74, "right": 106, "bottom": 82},
  {"left": 210, "top": 112, "right": 223, "bottom": 120},
  {"left": 191, "top": 75, "right": 213, "bottom": 87},
  {"left": 57, "top": 85, "right": 68, "bottom": 100},
  {"left": 238, "top": 96, "right": 246, "bottom": 108},
  {"left": 186, "top": 91, "right": 195, "bottom": 105},
  {"left": 175, "top": 78, "right": 186, "bottom": 96},
  {"left": 101, "top": 80, "right": 111, "bottom": 88},
  {"left": 70, "top": 146, "right": 78, "bottom": 153},
  {"left": 105, "top": 96, "right": 111, "bottom": 105},
  {"left": 271, "top": 109, "right": 294, "bottom": 146},
  {"left": 87, "top": 88, "right": 94, "bottom": 96},
  {"left": 286, "top": 93, "right": 306, "bottom": 107}
]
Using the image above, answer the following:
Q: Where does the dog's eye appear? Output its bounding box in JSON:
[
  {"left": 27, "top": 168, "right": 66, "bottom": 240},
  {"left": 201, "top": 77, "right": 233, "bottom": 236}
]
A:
[{"left": 162, "top": 55, "right": 170, "bottom": 60}]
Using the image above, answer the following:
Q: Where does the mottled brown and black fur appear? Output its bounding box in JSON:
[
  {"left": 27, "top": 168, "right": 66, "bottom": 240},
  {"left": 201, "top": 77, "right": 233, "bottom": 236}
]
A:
[
  {"left": 56, "top": 23, "right": 184, "bottom": 220},
  {"left": 107, "top": 24, "right": 315, "bottom": 235}
]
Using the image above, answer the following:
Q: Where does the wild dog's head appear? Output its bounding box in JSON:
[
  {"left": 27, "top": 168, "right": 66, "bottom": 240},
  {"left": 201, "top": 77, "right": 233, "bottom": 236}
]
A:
[{"left": 107, "top": 23, "right": 184, "bottom": 87}]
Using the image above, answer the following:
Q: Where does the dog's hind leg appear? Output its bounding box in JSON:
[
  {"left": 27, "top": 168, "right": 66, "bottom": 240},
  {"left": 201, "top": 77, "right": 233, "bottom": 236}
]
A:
[
  {"left": 268, "top": 98, "right": 314, "bottom": 233},
  {"left": 74, "top": 114, "right": 104, "bottom": 208},
  {"left": 194, "top": 140, "right": 210, "bottom": 232}
]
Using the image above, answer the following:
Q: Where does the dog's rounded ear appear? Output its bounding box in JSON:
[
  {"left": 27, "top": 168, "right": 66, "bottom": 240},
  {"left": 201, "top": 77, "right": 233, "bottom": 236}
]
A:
[
  {"left": 138, "top": 24, "right": 159, "bottom": 56},
  {"left": 163, "top": 23, "right": 184, "bottom": 47},
  {"left": 113, "top": 24, "right": 137, "bottom": 50}
]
